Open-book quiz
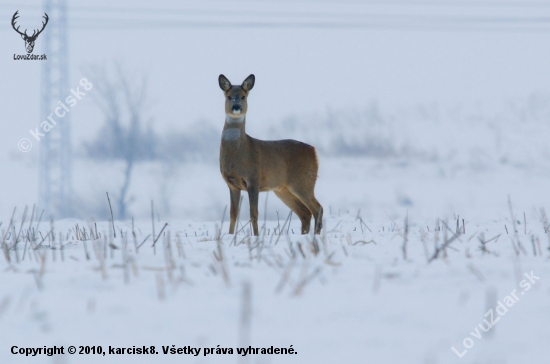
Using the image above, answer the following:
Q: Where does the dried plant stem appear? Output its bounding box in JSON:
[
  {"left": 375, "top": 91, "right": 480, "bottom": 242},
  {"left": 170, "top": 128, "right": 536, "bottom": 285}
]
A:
[
  {"left": 152, "top": 223, "right": 168, "bottom": 248},
  {"left": 106, "top": 192, "right": 116, "bottom": 238},
  {"left": 151, "top": 200, "right": 156, "bottom": 254}
]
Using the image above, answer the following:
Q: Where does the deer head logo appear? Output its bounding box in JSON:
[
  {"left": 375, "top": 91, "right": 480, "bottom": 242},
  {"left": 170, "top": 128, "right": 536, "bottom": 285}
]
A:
[{"left": 12, "top": 11, "right": 49, "bottom": 54}]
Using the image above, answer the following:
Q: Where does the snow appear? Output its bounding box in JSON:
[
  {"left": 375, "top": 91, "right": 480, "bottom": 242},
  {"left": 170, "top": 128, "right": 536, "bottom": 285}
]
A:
[
  {"left": 1, "top": 212, "right": 549, "bottom": 364},
  {"left": 2, "top": 92, "right": 550, "bottom": 364}
]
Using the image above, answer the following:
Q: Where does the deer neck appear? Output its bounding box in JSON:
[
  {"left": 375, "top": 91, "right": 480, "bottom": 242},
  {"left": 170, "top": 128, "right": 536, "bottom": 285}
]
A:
[{"left": 222, "top": 114, "right": 247, "bottom": 143}]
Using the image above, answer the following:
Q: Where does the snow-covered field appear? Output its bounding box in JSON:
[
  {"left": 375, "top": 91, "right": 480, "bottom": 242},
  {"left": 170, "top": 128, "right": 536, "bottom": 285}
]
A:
[
  {"left": 3, "top": 1, "right": 550, "bottom": 362},
  {"left": 0, "top": 208, "right": 549, "bottom": 364},
  {"left": 3, "top": 100, "right": 550, "bottom": 363}
]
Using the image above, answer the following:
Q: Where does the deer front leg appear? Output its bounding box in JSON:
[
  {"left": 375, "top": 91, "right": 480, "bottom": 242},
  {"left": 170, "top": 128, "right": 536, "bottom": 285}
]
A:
[
  {"left": 247, "top": 185, "right": 260, "bottom": 236},
  {"left": 228, "top": 187, "right": 241, "bottom": 234}
]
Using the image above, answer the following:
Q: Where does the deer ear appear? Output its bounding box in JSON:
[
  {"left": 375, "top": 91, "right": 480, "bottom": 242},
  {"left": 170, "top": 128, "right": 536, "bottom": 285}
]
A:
[
  {"left": 219, "top": 74, "right": 231, "bottom": 92},
  {"left": 20, "top": 34, "right": 26, "bottom": 40},
  {"left": 241, "top": 74, "right": 255, "bottom": 92}
]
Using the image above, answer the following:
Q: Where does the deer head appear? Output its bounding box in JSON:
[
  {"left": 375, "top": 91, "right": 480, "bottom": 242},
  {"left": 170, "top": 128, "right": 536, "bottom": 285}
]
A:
[
  {"left": 12, "top": 11, "right": 49, "bottom": 54},
  {"left": 219, "top": 74, "right": 255, "bottom": 118}
]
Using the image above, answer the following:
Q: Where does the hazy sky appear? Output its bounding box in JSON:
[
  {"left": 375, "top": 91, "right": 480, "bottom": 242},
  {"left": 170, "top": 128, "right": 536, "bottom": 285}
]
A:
[
  {"left": 2, "top": 0, "right": 550, "bottom": 218},
  {"left": 2, "top": 0, "right": 550, "bottom": 149}
]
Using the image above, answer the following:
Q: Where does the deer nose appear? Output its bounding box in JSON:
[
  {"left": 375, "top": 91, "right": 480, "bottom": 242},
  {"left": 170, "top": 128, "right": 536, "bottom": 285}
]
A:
[{"left": 232, "top": 104, "right": 242, "bottom": 112}]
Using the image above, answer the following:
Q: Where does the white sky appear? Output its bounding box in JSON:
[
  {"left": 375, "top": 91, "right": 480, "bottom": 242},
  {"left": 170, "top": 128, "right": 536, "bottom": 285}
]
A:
[
  {"left": 1, "top": 0, "right": 550, "bottom": 217},
  {"left": 2, "top": 1, "right": 550, "bottom": 147}
]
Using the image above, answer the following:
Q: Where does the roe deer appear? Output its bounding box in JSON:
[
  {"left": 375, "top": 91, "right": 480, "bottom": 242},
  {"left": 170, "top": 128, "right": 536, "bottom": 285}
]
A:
[{"left": 218, "top": 74, "right": 323, "bottom": 236}]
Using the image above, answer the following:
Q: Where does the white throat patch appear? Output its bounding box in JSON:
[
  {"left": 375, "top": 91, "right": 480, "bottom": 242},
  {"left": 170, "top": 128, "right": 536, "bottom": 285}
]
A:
[
  {"left": 226, "top": 114, "right": 245, "bottom": 124},
  {"left": 222, "top": 128, "right": 241, "bottom": 141}
]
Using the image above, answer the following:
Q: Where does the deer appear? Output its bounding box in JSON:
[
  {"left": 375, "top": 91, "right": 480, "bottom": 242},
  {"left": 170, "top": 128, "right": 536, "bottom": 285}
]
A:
[
  {"left": 12, "top": 11, "right": 49, "bottom": 54},
  {"left": 218, "top": 74, "right": 323, "bottom": 236}
]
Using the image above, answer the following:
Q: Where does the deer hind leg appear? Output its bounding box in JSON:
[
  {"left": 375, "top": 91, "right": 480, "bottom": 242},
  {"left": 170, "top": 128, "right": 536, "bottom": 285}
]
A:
[
  {"left": 274, "top": 188, "right": 312, "bottom": 234},
  {"left": 288, "top": 187, "right": 323, "bottom": 234},
  {"left": 228, "top": 186, "right": 241, "bottom": 234}
]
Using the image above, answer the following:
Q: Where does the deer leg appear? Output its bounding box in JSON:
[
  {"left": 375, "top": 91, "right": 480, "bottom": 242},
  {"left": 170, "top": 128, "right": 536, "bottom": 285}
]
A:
[
  {"left": 247, "top": 186, "right": 260, "bottom": 236},
  {"left": 289, "top": 188, "right": 323, "bottom": 234},
  {"left": 274, "top": 188, "right": 312, "bottom": 234},
  {"left": 312, "top": 201, "right": 324, "bottom": 234},
  {"left": 228, "top": 187, "right": 241, "bottom": 234}
]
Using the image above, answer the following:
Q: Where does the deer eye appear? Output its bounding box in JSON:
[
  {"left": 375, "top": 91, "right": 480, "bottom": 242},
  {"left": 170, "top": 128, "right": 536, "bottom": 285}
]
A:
[
  {"left": 227, "top": 96, "right": 231, "bottom": 100},
  {"left": 241, "top": 96, "right": 245, "bottom": 100}
]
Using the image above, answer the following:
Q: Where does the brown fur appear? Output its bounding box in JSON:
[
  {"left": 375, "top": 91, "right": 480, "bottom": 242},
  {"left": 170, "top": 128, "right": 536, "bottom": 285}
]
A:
[{"left": 218, "top": 74, "right": 323, "bottom": 235}]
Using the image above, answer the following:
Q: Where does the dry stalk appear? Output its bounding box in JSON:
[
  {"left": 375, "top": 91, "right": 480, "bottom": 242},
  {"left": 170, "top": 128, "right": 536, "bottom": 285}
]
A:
[
  {"left": 94, "top": 239, "right": 107, "bottom": 280},
  {"left": 508, "top": 195, "right": 527, "bottom": 256},
  {"left": 106, "top": 192, "right": 116, "bottom": 238},
  {"left": 531, "top": 234, "right": 537, "bottom": 256},
  {"left": 275, "top": 259, "right": 297, "bottom": 293},
  {"left": 420, "top": 228, "right": 430, "bottom": 262},
  {"left": 238, "top": 281, "right": 252, "bottom": 356},
  {"left": 152, "top": 223, "right": 168, "bottom": 248},
  {"left": 538, "top": 208, "right": 550, "bottom": 252},
  {"left": 151, "top": 200, "right": 156, "bottom": 254},
  {"left": 293, "top": 265, "right": 321, "bottom": 296},
  {"left": 132, "top": 230, "right": 138, "bottom": 253},
  {"left": 175, "top": 232, "right": 185, "bottom": 259},
  {"left": 428, "top": 222, "right": 462, "bottom": 263},
  {"left": 274, "top": 211, "right": 292, "bottom": 245},
  {"left": 122, "top": 236, "right": 130, "bottom": 284},
  {"left": 163, "top": 231, "right": 175, "bottom": 282},
  {"left": 12, "top": 206, "right": 29, "bottom": 263},
  {"left": 217, "top": 205, "right": 228, "bottom": 242},
  {"left": 2, "top": 235, "right": 10, "bottom": 264},
  {"left": 136, "top": 234, "right": 151, "bottom": 251},
  {"left": 213, "top": 236, "right": 230, "bottom": 286},
  {"left": 478, "top": 233, "right": 491, "bottom": 255}
]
